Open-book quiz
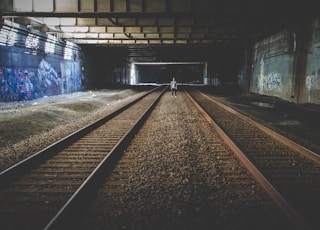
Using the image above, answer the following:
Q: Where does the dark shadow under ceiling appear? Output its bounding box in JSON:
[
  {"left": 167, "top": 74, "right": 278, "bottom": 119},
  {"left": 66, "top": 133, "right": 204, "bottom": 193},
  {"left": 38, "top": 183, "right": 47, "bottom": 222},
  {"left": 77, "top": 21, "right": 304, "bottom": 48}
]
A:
[{"left": 1, "top": 0, "right": 318, "bottom": 47}]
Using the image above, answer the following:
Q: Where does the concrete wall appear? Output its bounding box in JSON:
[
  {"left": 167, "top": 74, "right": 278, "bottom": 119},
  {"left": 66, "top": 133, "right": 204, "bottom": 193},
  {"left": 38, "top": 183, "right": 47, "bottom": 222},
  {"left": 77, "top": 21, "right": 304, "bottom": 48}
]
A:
[
  {"left": 304, "top": 17, "right": 320, "bottom": 104},
  {"left": 249, "top": 28, "right": 295, "bottom": 101},
  {"left": 0, "top": 20, "right": 84, "bottom": 102},
  {"left": 246, "top": 16, "right": 320, "bottom": 104}
]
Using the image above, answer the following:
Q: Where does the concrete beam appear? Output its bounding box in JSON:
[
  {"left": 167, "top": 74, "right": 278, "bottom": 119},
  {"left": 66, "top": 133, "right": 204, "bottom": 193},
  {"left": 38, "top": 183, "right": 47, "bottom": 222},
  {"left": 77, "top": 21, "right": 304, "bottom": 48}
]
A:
[
  {"left": 113, "top": 0, "right": 126, "bottom": 12},
  {"left": 55, "top": 0, "right": 78, "bottom": 12},
  {"left": 77, "top": 18, "right": 96, "bottom": 26},
  {"left": 96, "top": 0, "right": 111, "bottom": 12},
  {"left": 33, "top": 0, "right": 53, "bottom": 12},
  {"left": 145, "top": 0, "right": 166, "bottom": 12},
  {"left": 89, "top": 26, "right": 106, "bottom": 33},
  {"left": 80, "top": 0, "right": 94, "bottom": 12}
]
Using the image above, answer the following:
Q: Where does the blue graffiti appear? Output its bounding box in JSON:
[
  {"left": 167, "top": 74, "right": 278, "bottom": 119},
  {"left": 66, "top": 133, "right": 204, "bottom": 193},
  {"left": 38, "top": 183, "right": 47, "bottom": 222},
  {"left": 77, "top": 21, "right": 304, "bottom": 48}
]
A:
[
  {"left": 0, "top": 59, "right": 82, "bottom": 102},
  {"left": 256, "top": 71, "right": 282, "bottom": 92},
  {"left": 37, "top": 59, "right": 61, "bottom": 96},
  {"left": 266, "top": 72, "right": 282, "bottom": 91},
  {"left": 0, "top": 68, "right": 34, "bottom": 101}
]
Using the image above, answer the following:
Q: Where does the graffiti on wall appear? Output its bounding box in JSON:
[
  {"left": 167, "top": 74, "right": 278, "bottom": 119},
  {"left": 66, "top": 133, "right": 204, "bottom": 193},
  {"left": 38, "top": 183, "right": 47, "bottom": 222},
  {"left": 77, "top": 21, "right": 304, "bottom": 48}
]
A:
[
  {"left": 256, "top": 58, "right": 282, "bottom": 93},
  {"left": 305, "top": 69, "right": 320, "bottom": 102},
  {"left": 0, "top": 20, "right": 83, "bottom": 102},
  {"left": 60, "top": 60, "right": 82, "bottom": 94},
  {"left": 38, "top": 59, "right": 61, "bottom": 96},
  {"left": 0, "top": 58, "right": 82, "bottom": 102},
  {"left": 0, "top": 67, "right": 34, "bottom": 101}
]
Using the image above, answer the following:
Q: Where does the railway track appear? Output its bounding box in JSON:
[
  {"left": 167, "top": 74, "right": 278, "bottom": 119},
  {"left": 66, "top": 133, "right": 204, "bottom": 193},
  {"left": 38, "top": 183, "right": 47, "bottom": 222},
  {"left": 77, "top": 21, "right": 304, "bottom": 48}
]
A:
[
  {"left": 0, "top": 86, "right": 166, "bottom": 230},
  {"left": 0, "top": 87, "right": 318, "bottom": 229},
  {"left": 58, "top": 90, "right": 305, "bottom": 229},
  {"left": 189, "top": 89, "right": 320, "bottom": 230}
]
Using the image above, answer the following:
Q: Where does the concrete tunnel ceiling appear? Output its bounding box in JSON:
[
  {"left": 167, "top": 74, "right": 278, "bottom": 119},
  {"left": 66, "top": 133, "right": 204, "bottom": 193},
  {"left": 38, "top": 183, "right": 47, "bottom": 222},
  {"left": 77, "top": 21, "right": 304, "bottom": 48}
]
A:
[
  {"left": 1, "top": 0, "right": 316, "bottom": 47},
  {"left": 0, "top": 0, "right": 318, "bottom": 80}
]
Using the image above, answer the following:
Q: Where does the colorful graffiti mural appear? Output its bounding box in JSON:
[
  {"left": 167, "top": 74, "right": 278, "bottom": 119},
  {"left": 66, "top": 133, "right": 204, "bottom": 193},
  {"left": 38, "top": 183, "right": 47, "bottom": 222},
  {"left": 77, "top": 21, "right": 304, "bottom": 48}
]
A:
[
  {"left": 0, "top": 20, "right": 83, "bottom": 102},
  {"left": 0, "top": 58, "right": 82, "bottom": 102},
  {"left": 0, "top": 67, "right": 33, "bottom": 101},
  {"left": 256, "top": 72, "right": 282, "bottom": 93}
]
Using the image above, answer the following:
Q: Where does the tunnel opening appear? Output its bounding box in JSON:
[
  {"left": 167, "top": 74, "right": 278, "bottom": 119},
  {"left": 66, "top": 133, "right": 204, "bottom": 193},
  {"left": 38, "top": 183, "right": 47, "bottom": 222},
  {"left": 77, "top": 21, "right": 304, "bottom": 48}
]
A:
[{"left": 130, "top": 62, "right": 207, "bottom": 85}]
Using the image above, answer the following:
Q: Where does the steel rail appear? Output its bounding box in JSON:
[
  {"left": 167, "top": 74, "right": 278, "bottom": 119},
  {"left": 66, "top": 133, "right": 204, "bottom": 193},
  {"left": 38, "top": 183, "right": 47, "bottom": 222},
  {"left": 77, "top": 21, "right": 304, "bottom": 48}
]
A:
[
  {"left": 43, "top": 86, "right": 167, "bottom": 230},
  {"left": 196, "top": 91, "right": 320, "bottom": 164},
  {"left": 186, "top": 91, "right": 312, "bottom": 230},
  {"left": 0, "top": 86, "right": 162, "bottom": 188}
]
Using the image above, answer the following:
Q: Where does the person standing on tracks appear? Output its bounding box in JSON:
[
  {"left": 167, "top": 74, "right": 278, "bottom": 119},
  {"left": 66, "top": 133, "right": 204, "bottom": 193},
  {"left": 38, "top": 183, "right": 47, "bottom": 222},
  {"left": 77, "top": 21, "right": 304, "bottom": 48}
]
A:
[{"left": 170, "top": 77, "right": 177, "bottom": 98}]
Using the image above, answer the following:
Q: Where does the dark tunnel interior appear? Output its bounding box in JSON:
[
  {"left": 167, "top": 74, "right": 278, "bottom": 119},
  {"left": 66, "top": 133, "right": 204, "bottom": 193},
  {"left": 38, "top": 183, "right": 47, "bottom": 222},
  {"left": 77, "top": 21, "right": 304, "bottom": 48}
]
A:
[{"left": 135, "top": 63, "right": 205, "bottom": 84}]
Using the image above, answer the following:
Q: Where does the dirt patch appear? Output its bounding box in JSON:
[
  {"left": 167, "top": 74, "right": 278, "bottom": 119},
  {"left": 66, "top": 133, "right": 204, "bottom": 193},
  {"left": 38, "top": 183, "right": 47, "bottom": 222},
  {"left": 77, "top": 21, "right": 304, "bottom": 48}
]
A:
[{"left": 54, "top": 102, "right": 100, "bottom": 112}]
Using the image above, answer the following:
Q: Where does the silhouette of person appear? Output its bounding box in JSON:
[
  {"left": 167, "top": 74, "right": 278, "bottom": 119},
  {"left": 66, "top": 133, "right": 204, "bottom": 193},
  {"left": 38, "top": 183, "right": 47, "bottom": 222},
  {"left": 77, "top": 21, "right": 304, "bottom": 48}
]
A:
[{"left": 170, "top": 77, "right": 177, "bottom": 97}]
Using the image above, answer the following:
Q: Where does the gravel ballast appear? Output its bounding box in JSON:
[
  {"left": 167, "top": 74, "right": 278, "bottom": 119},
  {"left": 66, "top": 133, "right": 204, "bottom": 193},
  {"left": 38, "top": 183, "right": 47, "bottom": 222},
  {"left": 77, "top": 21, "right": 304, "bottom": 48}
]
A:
[
  {"left": 0, "top": 87, "right": 318, "bottom": 229},
  {"left": 79, "top": 91, "right": 295, "bottom": 230},
  {"left": 0, "top": 88, "right": 146, "bottom": 171}
]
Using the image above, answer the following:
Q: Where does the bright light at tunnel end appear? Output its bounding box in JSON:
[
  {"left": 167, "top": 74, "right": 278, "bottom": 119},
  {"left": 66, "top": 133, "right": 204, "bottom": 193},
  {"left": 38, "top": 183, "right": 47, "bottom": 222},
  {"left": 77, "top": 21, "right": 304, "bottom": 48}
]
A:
[{"left": 130, "top": 63, "right": 136, "bottom": 85}]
